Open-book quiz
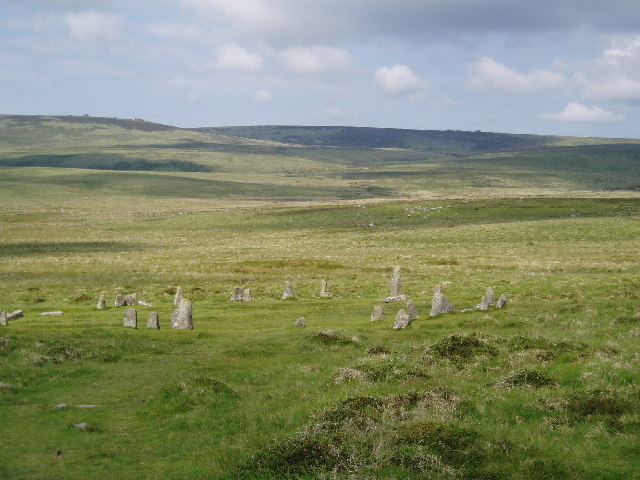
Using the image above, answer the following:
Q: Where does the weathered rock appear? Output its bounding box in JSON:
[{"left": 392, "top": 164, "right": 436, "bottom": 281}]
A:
[
  {"left": 147, "top": 312, "right": 160, "bottom": 330},
  {"left": 407, "top": 299, "right": 419, "bottom": 320},
  {"left": 390, "top": 265, "right": 402, "bottom": 298},
  {"left": 73, "top": 423, "right": 89, "bottom": 431},
  {"left": 430, "top": 293, "right": 454, "bottom": 317},
  {"left": 124, "top": 293, "right": 138, "bottom": 306},
  {"left": 39, "top": 311, "right": 64, "bottom": 316},
  {"left": 53, "top": 403, "right": 67, "bottom": 410},
  {"left": 486, "top": 287, "right": 496, "bottom": 306},
  {"left": 96, "top": 293, "right": 106, "bottom": 310},
  {"left": 294, "top": 317, "right": 306, "bottom": 327},
  {"left": 174, "top": 286, "right": 183, "bottom": 306},
  {"left": 433, "top": 285, "right": 442, "bottom": 295},
  {"left": 497, "top": 294, "right": 508, "bottom": 308},
  {"left": 7, "top": 310, "right": 23, "bottom": 320},
  {"left": 478, "top": 296, "right": 489, "bottom": 311},
  {"left": 393, "top": 309, "right": 411, "bottom": 330},
  {"left": 114, "top": 294, "right": 125, "bottom": 308},
  {"left": 124, "top": 308, "right": 137, "bottom": 329},
  {"left": 138, "top": 300, "right": 153, "bottom": 307},
  {"left": 381, "top": 295, "right": 408, "bottom": 303},
  {"left": 320, "top": 280, "right": 331, "bottom": 298},
  {"left": 371, "top": 304, "right": 386, "bottom": 322},
  {"left": 0, "top": 311, "right": 7, "bottom": 326},
  {"left": 230, "top": 286, "right": 243, "bottom": 301},
  {"left": 242, "top": 288, "right": 253, "bottom": 301},
  {"left": 282, "top": 281, "right": 296, "bottom": 300},
  {"left": 171, "top": 299, "right": 193, "bottom": 330}
]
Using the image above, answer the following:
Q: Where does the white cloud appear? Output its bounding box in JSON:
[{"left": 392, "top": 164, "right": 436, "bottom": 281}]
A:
[
  {"left": 279, "top": 46, "right": 352, "bottom": 75},
  {"left": 541, "top": 102, "right": 624, "bottom": 122},
  {"left": 253, "top": 89, "right": 272, "bottom": 102},
  {"left": 373, "top": 64, "right": 426, "bottom": 95},
  {"left": 65, "top": 11, "right": 124, "bottom": 43},
  {"left": 147, "top": 23, "right": 208, "bottom": 43},
  {"left": 466, "top": 57, "right": 566, "bottom": 93},
  {"left": 181, "top": 0, "right": 285, "bottom": 36},
  {"left": 578, "top": 75, "right": 640, "bottom": 101},
  {"left": 215, "top": 44, "right": 264, "bottom": 72}
]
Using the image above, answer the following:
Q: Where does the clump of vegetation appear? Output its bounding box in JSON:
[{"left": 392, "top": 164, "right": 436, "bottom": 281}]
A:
[
  {"left": 0, "top": 382, "right": 17, "bottom": 393},
  {"left": 0, "top": 337, "right": 10, "bottom": 353},
  {"left": 147, "top": 375, "right": 238, "bottom": 416},
  {"left": 306, "top": 330, "right": 360, "bottom": 348},
  {"left": 73, "top": 293, "right": 93, "bottom": 303},
  {"left": 366, "top": 345, "right": 391, "bottom": 355},
  {"left": 430, "top": 333, "right": 498, "bottom": 365},
  {"left": 567, "top": 388, "right": 633, "bottom": 419},
  {"left": 499, "top": 368, "right": 558, "bottom": 389},
  {"left": 26, "top": 340, "right": 82, "bottom": 366}
]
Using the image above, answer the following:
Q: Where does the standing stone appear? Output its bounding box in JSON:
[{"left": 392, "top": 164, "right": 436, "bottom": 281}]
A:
[
  {"left": 230, "top": 286, "right": 243, "bottom": 301},
  {"left": 0, "top": 311, "right": 7, "bottom": 326},
  {"left": 486, "top": 287, "right": 496, "bottom": 306},
  {"left": 320, "top": 280, "right": 332, "bottom": 298},
  {"left": 115, "top": 294, "right": 125, "bottom": 308},
  {"left": 97, "top": 293, "right": 106, "bottom": 310},
  {"left": 393, "top": 309, "right": 411, "bottom": 330},
  {"left": 430, "top": 293, "right": 454, "bottom": 317},
  {"left": 242, "top": 288, "right": 253, "bottom": 301},
  {"left": 123, "top": 308, "right": 137, "bottom": 329},
  {"left": 124, "top": 293, "right": 138, "bottom": 306},
  {"left": 171, "top": 299, "right": 193, "bottom": 330},
  {"left": 390, "top": 266, "right": 402, "bottom": 298},
  {"left": 282, "top": 281, "right": 296, "bottom": 300},
  {"left": 147, "top": 312, "right": 160, "bottom": 330},
  {"left": 174, "top": 286, "right": 183, "bottom": 306},
  {"left": 371, "top": 304, "right": 386, "bottom": 322},
  {"left": 294, "top": 317, "right": 306, "bottom": 327},
  {"left": 497, "top": 294, "right": 508, "bottom": 308},
  {"left": 434, "top": 285, "right": 442, "bottom": 295},
  {"left": 479, "top": 296, "right": 489, "bottom": 311},
  {"left": 7, "top": 310, "right": 23, "bottom": 320},
  {"left": 407, "top": 299, "right": 419, "bottom": 320}
]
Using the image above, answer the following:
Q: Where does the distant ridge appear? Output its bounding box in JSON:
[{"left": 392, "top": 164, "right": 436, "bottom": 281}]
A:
[{"left": 0, "top": 114, "right": 176, "bottom": 132}]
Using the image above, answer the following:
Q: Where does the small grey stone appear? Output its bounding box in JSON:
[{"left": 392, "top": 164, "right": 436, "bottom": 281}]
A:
[
  {"left": 282, "top": 281, "right": 296, "bottom": 300},
  {"left": 138, "top": 300, "right": 152, "bottom": 307},
  {"left": 96, "top": 293, "right": 106, "bottom": 310},
  {"left": 371, "top": 304, "right": 385, "bottom": 322},
  {"left": 123, "top": 308, "right": 137, "bottom": 329},
  {"left": 320, "top": 279, "right": 331, "bottom": 298},
  {"left": 7, "top": 310, "right": 24, "bottom": 320},
  {"left": 73, "top": 423, "right": 89, "bottom": 431},
  {"left": 390, "top": 266, "right": 402, "bottom": 298},
  {"left": 486, "top": 287, "right": 496, "bottom": 306},
  {"left": 124, "top": 293, "right": 138, "bottom": 306},
  {"left": 39, "top": 311, "right": 64, "bottom": 316},
  {"left": 407, "top": 299, "right": 419, "bottom": 320},
  {"left": 76, "top": 405, "right": 97, "bottom": 408},
  {"left": 147, "top": 312, "right": 160, "bottom": 330},
  {"left": 497, "top": 294, "right": 508, "bottom": 308},
  {"left": 53, "top": 403, "right": 67, "bottom": 410},
  {"left": 0, "top": 311, "right": 7, "bottom": 326},
  {"left": 114, "top": 294, "right": 125, "bottom": 308},
  {"left": 171, "top": 299, "right": 193, "bottom": 330},
  {"left": 380, "top": 295, "right": 408, "bottom": 303},
  {"left": 230, "top": 286, "right": 243, "bottom": 301},
  {"left": 294, "top": 317, "right": 306, "bottom": 327},
  {"left": 430, "top": 293, "right": 454, "bottom": 317},
  {"left": 478, "top": 296, "right": 489, "bottom": 311},
  {"left": 393, "top": 309, "right": 411, "bottom": 330},
  {"left": 174, "top": 286, "right": 183, "bottom": 306},
  {"left": 242, "top": 288, "right": 253, "bottom": 301}
]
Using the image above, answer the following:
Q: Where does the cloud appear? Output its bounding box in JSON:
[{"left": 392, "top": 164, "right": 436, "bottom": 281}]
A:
[
  {"left": 466, "top": 57, "right": 566, "bottom": 93},
  {"left": 319, "top": 106, "right": 357, "bottom": 119},
  {"left": 216, "top": 44, "right": 264, "bottom": 72},
  {"left": 64, "top": 11, "right": 124, "bottom": 43},
  {"left": 279, "top": 46, "right": 351, "bottom": 75},
  {"left": 147, "top": 23, "right": 208, "bottom": 43},
  {"left": 373, "top": 64, "right": 427, "bottom": 95},
  {"left": 579, "top": 76, "right": 640, "bottom": 101},
  {"left": 541, "top": 102, "right": 624, "bottom": 122},
  {"left": 253, "top": 89, "right": 272, "bottom": 102}
]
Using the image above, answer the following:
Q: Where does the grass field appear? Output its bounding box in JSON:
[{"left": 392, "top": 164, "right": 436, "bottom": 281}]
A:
[{"left": 0, "top": 116, "right": 639, "bottom": 479}]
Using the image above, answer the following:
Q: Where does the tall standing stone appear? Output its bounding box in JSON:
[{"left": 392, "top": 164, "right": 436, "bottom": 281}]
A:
[
  {"left": 282, "top": 281, "right": 296, "bottom": 300},
  {"left": 407, "top": 299, "right": 419, "bottom": 320},
  {"left": 171, "top": 299, "right": 193, "bottom": 330},
  {"left": 124, "top": 308, "right": 137, "bottom": 329},
  {"left": 115, "top": 294, "right": 125, "bottom": 308},
  {"left": 174, "top": 286, "right": 183, "bottom": 306},
  {"left": 243, "top": 288, "right": 253, "bottom": 301},
  {"left": 497, "top": 294, "right": 508, "bottom": 308},
  {"left": 97, "top": 293, "right": 106, "bottom": 310},
  {"left": 479, "top": 296, "right": 489, "bottom": 311},
  {"left": 0, "top": 311, "right": 7, "bottom": 326},
  {"left": 124, "top": 293, "right": 138, "bottom": 306},
  {"left": 320, "top": 280, "right": 331, "bottom": 298},
  {"left": 371, "top": 305, "right": 385, "bottom": 322},
  {"left": 486, "top": 287, "right": 496, "bottom": 306},
  {"left": 147, "top": 312, "right": 160, "bottom": 330},
  {"left": 230, "top": 286, "right": 243, "bottom": 301},
  {"left": 393, "top": 309, "right": 411, "bottom": 330},
  {"left": 430, "top": 293, "right": 454, "bottom": 317},
  {"left": 390, "top": 266, "right": 402, "bottom": 298}
]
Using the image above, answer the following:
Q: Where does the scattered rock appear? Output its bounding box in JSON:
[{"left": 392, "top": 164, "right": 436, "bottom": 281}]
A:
[
  {"left": 7, "top": 310, "right": 23, "bottom": 320},
  {"left": 407, "top": 299, "right": 419, "bottom": 320},
  {"left": 497, "top": 294, "right": 508, "bottom": 308},
  {"left": 123, "top": 308, "right": 137, "bottom": 329},
  {"left": 114, "top": 294, "right": 125, "bottom": 308},
  {"left": 96, "top": 293, "right": 106, "bottom": 310},
  {"left": 282, "top": 281, "right": 296, "bottom": 300},
  {"left": 478, "top": 296, "right": 489, "bottom": 311},
  {"left": 430, "top": 293, "right": 454, "bottom": 317},
  {"left": 174, "top": 286, "right": 183, "bottom": 306},
  {"left": 124, "top": 293, "right": 138, "bottom": 306},
  {"left": 171, "top": 299, "right": 193, "bottom": 330},
  {"left": 230, "top": 286, "right": 243, "bottom": 301},
  {"left": 39, "top": 311, "right": 64, "bottom": 316},
  {"left": 294, "top": 317, "right": 306, "bottom": 327},
  {"left": 147, "top": 312, "right": 160, "bottom": 330},
  {"left": 76, "top": 405, "right": 97, "bottom": 408},
  {"left": 138, "top": 300, "right": 153, "bottom": 307},
  {"left": 242, "top": 288, "right": 253, "bottom": 301},
  {"left": 390, "top": 265, "right": 402, "bottom": 298},
  {"left": 73, "top": 423, "right": 89, "bottom": 431},
  {"left": 371, "top": 304, "right": 385, "bottom": 322},
  {"left": 486, "top": 287, "right": 496, "bottom": 306},
  {"left": 320, "top": 279, "right": 332, "bottom": 298},
  {"left": 0, "top": 311, "right": 7, "bottom": 326},
  {"left": 53, "top": 403, "right": 67, "bottom": 410},
  {"left": 393, "top": 309, "right": 411, "bottom": 330}
]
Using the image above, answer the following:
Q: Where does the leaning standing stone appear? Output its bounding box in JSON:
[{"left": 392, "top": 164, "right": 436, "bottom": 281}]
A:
[
  {"left": 478, "top": 296, "right": 489, "bottom": 311},
  {"left": 282, "top": 281, "right": 296, "bottom": 300},
  {"left": 393, "top": 309, "right": 411, "bottom": 330},
  {"left": 124, "top": 293, "right": 138, "bottom": 306},
  {"left": 497, "top": 294, "right": 508, "bottom": 308},
  {"left": 430, "top": 293, "right": 454, "bottom": 317},
  {"left": 7, "top": 310, "right": 23, "bottom": 320},
  {"left": 124, "top": 308, "right": 137, "bottom": 329},
  {"left": 371, "top": 305, "right": 385, "bottom": 322},
  {"left": 390, "top": 266, "right": 402, "bottom": 298},
  {"left": 171, "top": 299, "right": 193, "bottom": 330},
  {"left": 242, "top": 288, "right": 253, "bottom": 301},
  {"left": 147, "top": 312, "right": 160, "bottom": 330},
  {"left": 320, "top": 280, "right": 331, "bottom": 298},
  {"left": 407, "top": 300, "right": 419, "bottom": 320},
  {"left": 115, "top": 294, "right": 125, "bottom": 308},
  {"left": 174, "top": 286, "right": 183, "bottom": 306},
  {"left": 230, "top": 286, "right": 243, "bottom": 301},
  {"left": 294, "top": 317, "right": 306, "bottom": 327},
  {"left": 97, "top": 293, "right": 106, "bottom": 310},
  {"left": 0, "top": 311, "right": 7, "bottom": 326},
  {"left": 486, "top": 287, "right": 496, "bottom": 306}
]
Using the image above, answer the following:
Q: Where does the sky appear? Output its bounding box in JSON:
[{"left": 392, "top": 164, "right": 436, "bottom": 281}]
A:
[{"left": 2, "top": 1, "right": 640, "bottom": 138}]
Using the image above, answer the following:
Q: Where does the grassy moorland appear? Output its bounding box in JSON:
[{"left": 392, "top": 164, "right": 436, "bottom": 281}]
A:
[{"left": 0, "top": 115, "right": 639, "bottom": 479}]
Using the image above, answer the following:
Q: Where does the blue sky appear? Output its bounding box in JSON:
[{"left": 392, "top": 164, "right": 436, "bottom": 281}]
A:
[{"left": 2, "top": 0, "right": 640, "bottom": 138}]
